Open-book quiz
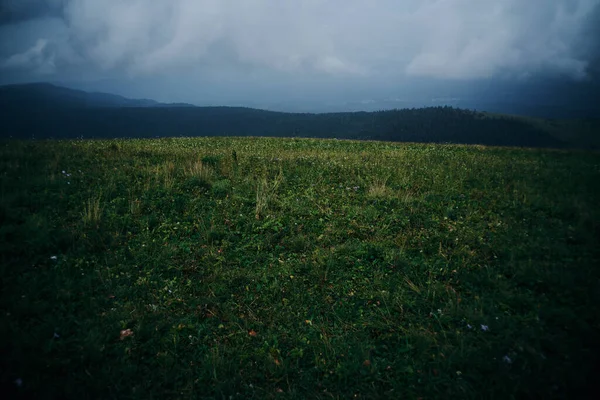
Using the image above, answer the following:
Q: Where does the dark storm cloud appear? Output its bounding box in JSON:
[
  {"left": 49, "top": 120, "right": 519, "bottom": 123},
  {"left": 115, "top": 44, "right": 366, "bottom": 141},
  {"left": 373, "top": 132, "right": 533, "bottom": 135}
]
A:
[
  {"left": 577, "top": 3, "right": 600, "bottom": 79},
  {"left": 0, "top": 0, "right": 63, "bottom": 25},
  {"left": 1, "top": 0, "right": 599, "bottom": 89}
]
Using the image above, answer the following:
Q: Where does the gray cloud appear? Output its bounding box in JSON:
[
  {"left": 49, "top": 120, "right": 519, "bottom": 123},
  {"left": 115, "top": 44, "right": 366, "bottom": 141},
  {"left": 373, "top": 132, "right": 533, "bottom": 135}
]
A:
[
  {"left": 0, "top": 0, "right": 63, "bottom": 24},
  {"left": 1, "top": 0, "right": 599, "bottom": 89},
  {"left": 2, "top": 38, "right": 56, "bottom": 73}
]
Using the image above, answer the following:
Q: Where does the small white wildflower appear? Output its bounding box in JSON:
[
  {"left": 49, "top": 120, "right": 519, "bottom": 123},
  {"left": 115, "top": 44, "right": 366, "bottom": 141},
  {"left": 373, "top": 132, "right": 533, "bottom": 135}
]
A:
[
  {"left": 503, "top": 355, "right": 512, "bottom": 364},
  {"left": 67, "top": 182, "right": 70, "bottom": 185},
  {"left": 437, "top": 309, "right": 442, "bottom": 314},
  {"left": 15, "top": 378, "right": 23, "bottom": 387},
  {"left": 50, "top": 256, "right": 57, "bottom": 260},
  {"left": 467, "top": 324, "right": 472, "bottom": 329},
  {"left": 62, "top": 170, "right": 66, "bottom": 174},
  {"left": 481, "top": 325, "right": 489, "bottom": 332}
]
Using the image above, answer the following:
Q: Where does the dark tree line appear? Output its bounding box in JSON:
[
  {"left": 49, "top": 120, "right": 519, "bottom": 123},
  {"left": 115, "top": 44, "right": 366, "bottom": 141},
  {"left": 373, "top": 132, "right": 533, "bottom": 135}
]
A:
[
  {"left": 0, "top": 83, "right": 567, "bottom": 148},
  {"left": 1, "top": 105, "right": 566, "bottom": 148}
]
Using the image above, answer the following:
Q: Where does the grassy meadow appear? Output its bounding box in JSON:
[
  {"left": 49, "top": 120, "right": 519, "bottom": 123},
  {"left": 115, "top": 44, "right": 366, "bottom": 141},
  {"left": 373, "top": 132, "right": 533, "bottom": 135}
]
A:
[{"left": 1, "top": 137, "right": 599, "bottom": 399}]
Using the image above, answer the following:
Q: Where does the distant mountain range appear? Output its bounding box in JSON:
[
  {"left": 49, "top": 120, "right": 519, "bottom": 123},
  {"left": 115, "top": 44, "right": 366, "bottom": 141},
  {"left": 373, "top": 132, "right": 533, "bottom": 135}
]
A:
[
  {"left": 0, "top": 83, "right": 598, "bottom": 149},
  {"left": 0, "top": 82, "right": 195, "bottom": 109},
  {"left": 233, "top": 79, "right": 600, "bottom": 118}
]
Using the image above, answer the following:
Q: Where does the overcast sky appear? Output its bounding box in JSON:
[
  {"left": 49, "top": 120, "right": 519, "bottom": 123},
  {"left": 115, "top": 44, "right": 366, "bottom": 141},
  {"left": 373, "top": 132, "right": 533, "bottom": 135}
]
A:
[{"left": 1, "top": 0, "right": 599, "bottom": 106}]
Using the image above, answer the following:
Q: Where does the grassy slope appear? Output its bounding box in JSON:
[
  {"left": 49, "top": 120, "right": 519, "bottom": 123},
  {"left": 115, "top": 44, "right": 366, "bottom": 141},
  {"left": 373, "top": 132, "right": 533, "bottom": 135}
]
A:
[
  {"left": 532, "top": 119, "right": 600, "bottom": 150},
  {"left": 483, "top": 112, "right": 600, "bottom": 150},
  {"left": 1, "top": 137, "right": 599, "bottom": 399}
]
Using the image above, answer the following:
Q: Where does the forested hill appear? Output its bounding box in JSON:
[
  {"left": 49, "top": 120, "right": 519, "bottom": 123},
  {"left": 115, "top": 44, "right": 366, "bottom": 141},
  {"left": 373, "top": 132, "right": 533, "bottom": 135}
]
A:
[{"left": 0, "top": 83, "right": 588, "bottom": 149}]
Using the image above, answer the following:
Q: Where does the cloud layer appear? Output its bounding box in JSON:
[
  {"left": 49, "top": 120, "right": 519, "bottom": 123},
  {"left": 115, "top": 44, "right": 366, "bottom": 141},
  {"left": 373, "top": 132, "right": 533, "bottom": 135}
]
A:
[{"left": 1, "top": 0, "right": 599, "bottom": 83}]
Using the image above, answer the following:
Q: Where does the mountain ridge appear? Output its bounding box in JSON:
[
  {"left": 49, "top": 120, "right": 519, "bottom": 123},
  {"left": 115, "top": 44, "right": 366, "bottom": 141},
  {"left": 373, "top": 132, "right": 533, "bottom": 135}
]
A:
[
  {"left": 1, "top": 82, "right": 597, "bottom": 149},
  {"left": 0, "top": 82, "right": 196, "bottom": 109}
]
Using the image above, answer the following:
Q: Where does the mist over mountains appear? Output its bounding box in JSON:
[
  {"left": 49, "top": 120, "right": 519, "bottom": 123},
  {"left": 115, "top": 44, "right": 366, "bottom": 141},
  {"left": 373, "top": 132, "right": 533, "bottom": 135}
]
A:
[
  {"left": 244, "top": 79, "right": 600, "bottom": 118},
  {"left": 44, "top": 75, "right": 600, "bottom": 119}
]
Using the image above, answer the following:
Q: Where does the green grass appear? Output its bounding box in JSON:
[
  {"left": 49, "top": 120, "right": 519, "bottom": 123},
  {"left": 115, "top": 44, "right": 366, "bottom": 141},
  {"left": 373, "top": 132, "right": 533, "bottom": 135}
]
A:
[{"left": 1, "top": 137, "right": 599, "bottom": 399}]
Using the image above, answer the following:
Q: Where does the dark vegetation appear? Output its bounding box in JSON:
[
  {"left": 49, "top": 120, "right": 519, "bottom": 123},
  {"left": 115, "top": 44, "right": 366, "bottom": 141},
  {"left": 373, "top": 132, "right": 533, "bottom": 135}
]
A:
[
  {"left": 1, "top": 137, "right": 599, "bottom": 399},
  {"left": 2, "top": 83, "right": 598, "bottom": 149}
]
